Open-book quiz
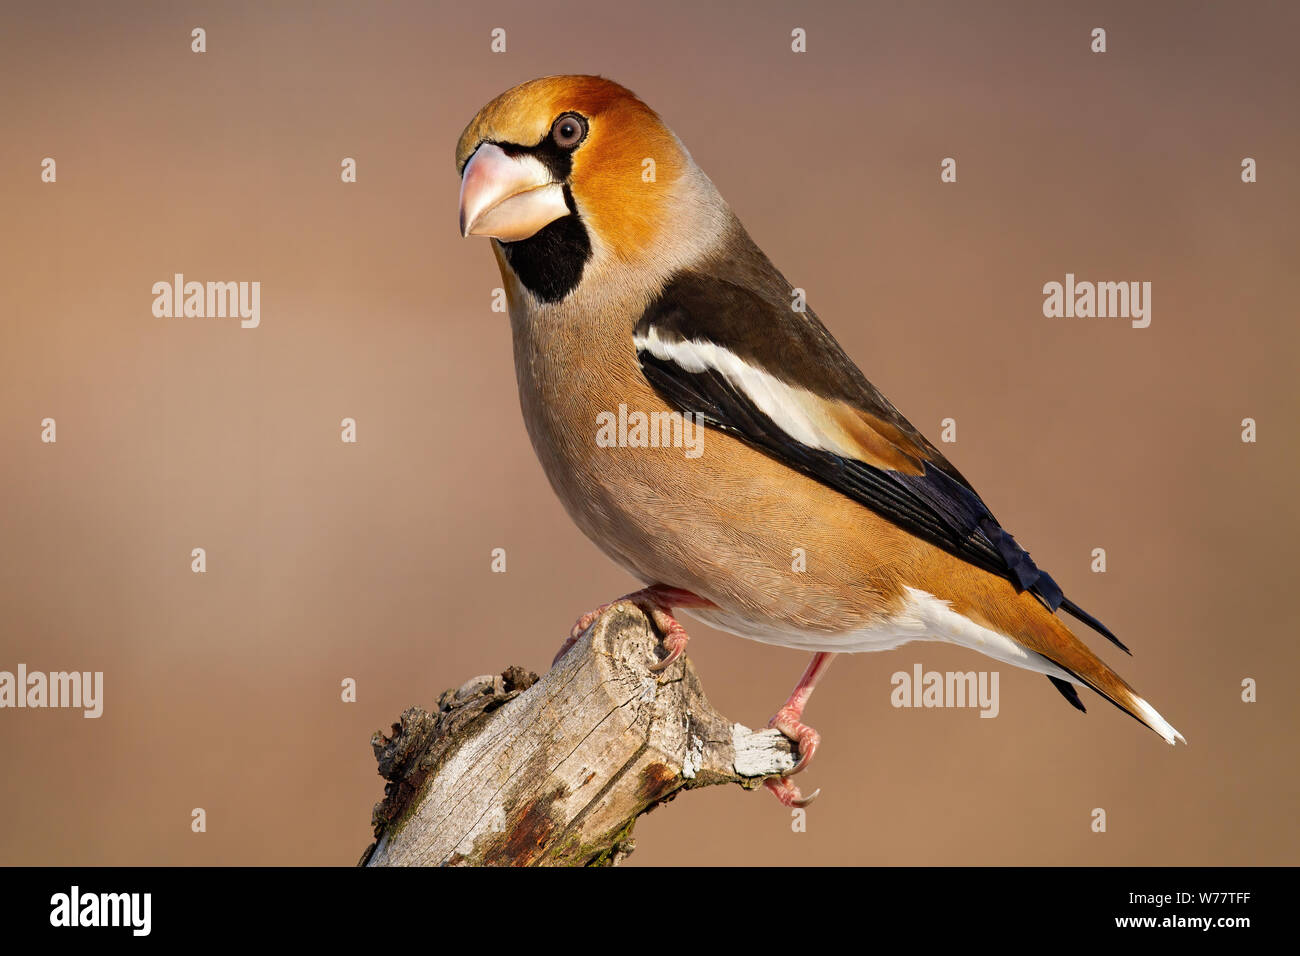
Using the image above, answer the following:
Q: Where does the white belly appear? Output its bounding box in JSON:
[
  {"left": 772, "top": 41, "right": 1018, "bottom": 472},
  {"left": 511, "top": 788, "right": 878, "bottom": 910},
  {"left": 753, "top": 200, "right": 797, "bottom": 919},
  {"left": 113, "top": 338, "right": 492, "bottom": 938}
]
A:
[{"left": 684, "top": 586, "right": 1080, "bottom": 684}]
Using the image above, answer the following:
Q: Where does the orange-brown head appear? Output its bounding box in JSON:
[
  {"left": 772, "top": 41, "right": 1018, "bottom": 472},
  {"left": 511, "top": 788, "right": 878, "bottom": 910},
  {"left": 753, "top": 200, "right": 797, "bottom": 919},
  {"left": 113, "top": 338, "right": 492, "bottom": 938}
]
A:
[{"left": 456, "top": 75, "right": 717, "bottom": 304}]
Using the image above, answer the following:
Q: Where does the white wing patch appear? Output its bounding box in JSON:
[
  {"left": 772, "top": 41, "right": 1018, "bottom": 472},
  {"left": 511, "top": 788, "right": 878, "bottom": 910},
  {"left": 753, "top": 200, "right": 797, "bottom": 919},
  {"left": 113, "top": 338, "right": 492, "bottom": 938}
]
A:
[{"left": 635, "top": 326, "right": 862, "bottom": 458}]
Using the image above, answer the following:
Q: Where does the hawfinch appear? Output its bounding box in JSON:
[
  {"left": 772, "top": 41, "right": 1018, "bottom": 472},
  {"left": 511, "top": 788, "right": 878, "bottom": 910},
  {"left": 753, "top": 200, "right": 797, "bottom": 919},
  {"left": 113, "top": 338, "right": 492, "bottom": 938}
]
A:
[{"left": 456, "top": 75, "right": 1183, "bottom": 807}]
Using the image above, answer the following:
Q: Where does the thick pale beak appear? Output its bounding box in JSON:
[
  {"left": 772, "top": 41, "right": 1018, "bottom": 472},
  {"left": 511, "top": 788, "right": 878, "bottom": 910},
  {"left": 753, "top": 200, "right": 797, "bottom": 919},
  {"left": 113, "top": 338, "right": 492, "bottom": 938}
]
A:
[{"left": 458, "top": 143, "right": 570, "bottom": 241}]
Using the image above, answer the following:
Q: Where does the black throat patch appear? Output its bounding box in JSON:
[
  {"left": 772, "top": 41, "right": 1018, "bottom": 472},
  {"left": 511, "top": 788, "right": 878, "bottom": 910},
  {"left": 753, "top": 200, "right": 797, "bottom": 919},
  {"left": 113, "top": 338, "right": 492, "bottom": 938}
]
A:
[{"left": 497, "top": 183, "right": 591, "bottom": 304}]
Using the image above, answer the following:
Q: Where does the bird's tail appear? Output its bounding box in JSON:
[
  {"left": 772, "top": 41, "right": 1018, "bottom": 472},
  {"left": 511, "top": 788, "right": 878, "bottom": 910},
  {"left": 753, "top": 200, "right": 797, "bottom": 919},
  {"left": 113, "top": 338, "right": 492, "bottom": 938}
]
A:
[
  {"left": 917, "top": 556, "right": 1184, "bottom": 744},
  {"left": 1033, "top": 611, "right": 1185, "bottom": 745}
]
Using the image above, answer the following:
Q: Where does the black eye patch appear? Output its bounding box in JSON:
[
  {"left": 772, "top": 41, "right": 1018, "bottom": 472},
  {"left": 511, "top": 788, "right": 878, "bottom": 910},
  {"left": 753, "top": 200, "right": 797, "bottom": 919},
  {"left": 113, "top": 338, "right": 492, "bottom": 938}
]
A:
[{"left": 492, "top": 113, "right": 588, "bottom": 182}]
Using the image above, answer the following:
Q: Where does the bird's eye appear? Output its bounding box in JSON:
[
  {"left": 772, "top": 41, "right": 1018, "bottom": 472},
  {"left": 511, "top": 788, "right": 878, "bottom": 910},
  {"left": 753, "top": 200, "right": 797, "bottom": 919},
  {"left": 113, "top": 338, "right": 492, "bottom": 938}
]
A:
[{"left": 551, "top": 113, "right": 587, "bottom": 149}]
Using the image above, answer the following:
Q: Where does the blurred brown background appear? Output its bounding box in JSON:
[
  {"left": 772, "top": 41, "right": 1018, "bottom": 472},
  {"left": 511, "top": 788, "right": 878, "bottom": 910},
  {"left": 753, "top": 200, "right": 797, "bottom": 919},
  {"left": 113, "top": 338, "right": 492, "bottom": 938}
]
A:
[{"left": 1, "top": 0, "right": 1296, "bottom": 866}]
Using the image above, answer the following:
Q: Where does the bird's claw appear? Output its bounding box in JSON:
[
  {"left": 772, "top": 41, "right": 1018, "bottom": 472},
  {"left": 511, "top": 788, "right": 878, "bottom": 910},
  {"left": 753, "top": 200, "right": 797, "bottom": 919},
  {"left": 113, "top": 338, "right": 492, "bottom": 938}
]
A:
[
  {"left": 768, "top": 705, "right": 821, "bottom": 776},
  {"left": 556, "top": 600, "right": 620, "bottom": 665},
  {"left": 558, "top": 587, "right": 698, "bottom": 672},
  {"left": 569, "top": 603, "right": 613, "bottom": 642},
  {"left": 764, "top": 776, "right": 820, "bottom": 808},
  {"left": 645, "top": 606, "right": 690, "bottom": 672}
]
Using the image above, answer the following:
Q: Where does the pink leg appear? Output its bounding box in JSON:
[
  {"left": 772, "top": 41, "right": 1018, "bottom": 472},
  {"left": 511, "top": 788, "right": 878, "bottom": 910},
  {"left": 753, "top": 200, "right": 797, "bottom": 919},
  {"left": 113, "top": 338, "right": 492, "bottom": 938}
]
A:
[
  {"left": 763, "top": 652, "right": 835, "bottom": 808},
  {"left": 555, "top": 585, "right": 712, "bottom": 672}
]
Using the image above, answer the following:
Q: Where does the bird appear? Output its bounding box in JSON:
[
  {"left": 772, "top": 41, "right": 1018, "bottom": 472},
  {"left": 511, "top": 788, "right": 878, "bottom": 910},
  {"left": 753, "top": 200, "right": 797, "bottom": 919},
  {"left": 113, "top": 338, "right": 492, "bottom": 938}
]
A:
[{"left": 455, "top": 75, "right": 1184, "bottom": 807}]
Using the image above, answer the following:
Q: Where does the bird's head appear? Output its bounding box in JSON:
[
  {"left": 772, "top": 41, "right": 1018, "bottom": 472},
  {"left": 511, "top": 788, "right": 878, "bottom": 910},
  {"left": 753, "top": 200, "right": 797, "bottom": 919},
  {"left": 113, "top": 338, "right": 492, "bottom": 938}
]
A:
[{"left": 456, "top": 75, "right": 719, "bottom": 304}]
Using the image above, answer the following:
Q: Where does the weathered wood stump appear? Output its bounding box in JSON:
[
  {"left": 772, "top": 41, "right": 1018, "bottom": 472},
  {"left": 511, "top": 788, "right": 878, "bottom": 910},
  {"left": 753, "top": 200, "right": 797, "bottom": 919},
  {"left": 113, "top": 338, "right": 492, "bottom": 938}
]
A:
[{"left": 360, "top": 604, "right": 797, "bottom": 866}]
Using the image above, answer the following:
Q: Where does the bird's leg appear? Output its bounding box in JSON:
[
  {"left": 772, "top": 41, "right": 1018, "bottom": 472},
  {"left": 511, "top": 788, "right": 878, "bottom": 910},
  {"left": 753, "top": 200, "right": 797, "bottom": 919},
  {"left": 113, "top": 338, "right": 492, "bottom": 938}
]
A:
[
  {"left": 556, "top": 584, "right": 713, "bottom": 671},
  {"left": 763, "top": 651, "right": 836, "bottom": 808}
]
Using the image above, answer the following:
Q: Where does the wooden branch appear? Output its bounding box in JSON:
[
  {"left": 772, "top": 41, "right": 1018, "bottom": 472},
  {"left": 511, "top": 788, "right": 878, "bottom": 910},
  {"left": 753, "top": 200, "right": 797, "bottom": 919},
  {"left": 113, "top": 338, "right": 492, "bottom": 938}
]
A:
[{"left": 359, "top": 604, "right": 796, "bottom": 866}]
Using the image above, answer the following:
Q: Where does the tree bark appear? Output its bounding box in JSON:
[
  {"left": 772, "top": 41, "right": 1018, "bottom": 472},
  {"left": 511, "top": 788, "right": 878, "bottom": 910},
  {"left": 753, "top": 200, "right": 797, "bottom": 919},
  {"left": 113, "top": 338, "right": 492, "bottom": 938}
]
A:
[{"left": 359, "top": 604, "right": 796, "bottom": 866}]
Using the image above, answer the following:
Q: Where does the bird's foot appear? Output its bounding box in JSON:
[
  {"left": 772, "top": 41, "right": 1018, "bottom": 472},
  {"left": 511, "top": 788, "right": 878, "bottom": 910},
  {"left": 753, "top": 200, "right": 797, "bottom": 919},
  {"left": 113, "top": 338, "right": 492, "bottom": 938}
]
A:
[
  {"left": 555, "top": 585, "right": 709, "bottom": 670},
  {"left": 759, "top": 652, "right": 834, "bottom": 809},
  {"left": 762, "top": 706, "right": 822, "bottom": 806},
  {"left": 643, "top": 603, "right": 690, "bottom": 672},
  {"left": 769, "top": 704, "right": 821, "bottom": 775},
  {"left": 763, "top": 776, "right": 821, "bottom": 808}
]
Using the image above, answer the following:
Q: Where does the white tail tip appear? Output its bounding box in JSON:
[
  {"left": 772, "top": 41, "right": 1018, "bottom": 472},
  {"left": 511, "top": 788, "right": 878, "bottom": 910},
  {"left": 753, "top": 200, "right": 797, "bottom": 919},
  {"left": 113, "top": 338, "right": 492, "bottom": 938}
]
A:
[{"left": 1132, "top": 694, "right": 1186, "bottom": 745}]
